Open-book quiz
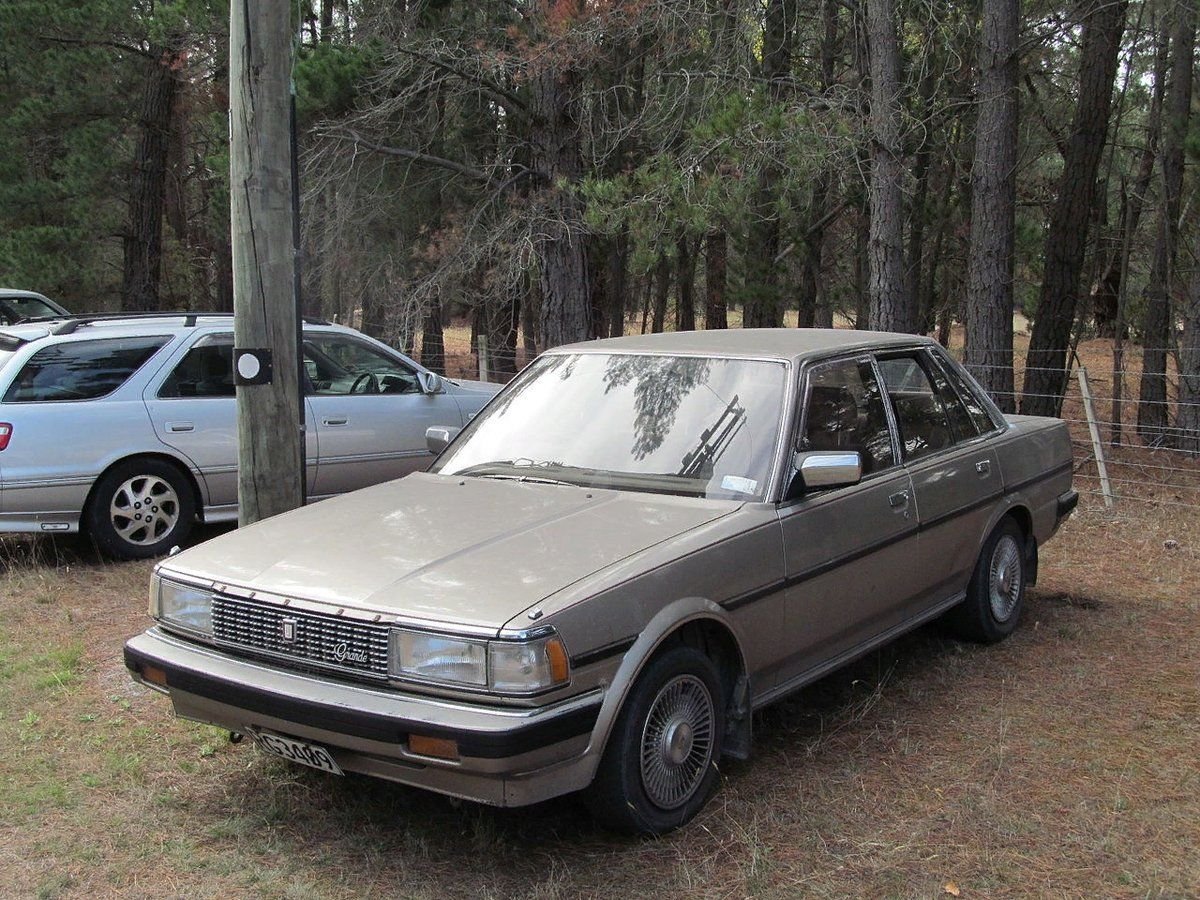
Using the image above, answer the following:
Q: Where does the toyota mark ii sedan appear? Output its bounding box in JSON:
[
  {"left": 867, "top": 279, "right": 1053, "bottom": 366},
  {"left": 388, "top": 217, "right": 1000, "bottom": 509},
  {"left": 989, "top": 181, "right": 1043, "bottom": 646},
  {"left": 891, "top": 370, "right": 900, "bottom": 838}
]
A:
[{"left": 124, "top": 328, "right": 1077, "bottom": 833}]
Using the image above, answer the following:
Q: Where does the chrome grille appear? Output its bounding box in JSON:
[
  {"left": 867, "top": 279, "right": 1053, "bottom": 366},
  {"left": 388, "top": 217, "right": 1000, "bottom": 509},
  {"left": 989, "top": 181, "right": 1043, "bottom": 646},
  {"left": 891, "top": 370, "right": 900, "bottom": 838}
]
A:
[{"left": 211, "top": 595, "right": 390, "bottom": 679}]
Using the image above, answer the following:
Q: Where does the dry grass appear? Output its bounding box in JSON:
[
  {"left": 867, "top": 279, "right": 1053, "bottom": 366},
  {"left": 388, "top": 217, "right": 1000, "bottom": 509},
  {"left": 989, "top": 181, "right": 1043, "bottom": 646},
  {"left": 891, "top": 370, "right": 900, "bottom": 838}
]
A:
[{"left": 1, "top": 492, "right": 1196, "bottom": 899}]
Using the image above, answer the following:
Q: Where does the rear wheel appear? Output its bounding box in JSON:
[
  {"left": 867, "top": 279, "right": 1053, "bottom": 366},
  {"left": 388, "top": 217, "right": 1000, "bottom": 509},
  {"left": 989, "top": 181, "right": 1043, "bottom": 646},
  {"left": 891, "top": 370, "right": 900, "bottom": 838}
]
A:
[
  {"left": 86, "top": 458, "right": 195, "bottom": 560},
  {"left": 945, "top": 517, "right": 1027, "bottom": 643},
  {"left": 586, "top": 645, "right": 725, "bottom": 835}
]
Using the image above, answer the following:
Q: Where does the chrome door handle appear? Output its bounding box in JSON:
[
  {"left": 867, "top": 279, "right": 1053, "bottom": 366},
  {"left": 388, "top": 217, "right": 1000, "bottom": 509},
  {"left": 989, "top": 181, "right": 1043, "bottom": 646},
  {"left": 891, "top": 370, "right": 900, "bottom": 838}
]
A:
[
  {"left": 322, "top": 416, "right": 348, "bottom": 426},
  {"left": 889, "top": 490, "right": 909, "bottom": 508},
  {"left": 976, "top": 460, "right": 992, "bottom": 476},
  {"left": 166, "top": 422, "right": 194, "bottom": 433}
]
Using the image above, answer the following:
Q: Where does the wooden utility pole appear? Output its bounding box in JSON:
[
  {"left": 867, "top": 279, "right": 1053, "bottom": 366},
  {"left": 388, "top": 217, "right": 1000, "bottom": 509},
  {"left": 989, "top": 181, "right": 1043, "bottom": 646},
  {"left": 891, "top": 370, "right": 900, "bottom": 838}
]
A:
[{"left": 230, "top": 0, "right": 304, "bottom": 525}]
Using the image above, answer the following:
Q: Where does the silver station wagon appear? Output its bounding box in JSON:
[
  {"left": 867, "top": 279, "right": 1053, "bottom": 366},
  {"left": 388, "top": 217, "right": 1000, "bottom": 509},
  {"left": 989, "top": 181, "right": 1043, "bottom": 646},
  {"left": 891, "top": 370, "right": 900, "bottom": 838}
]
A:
[
  {"left": 124, "top": 329, "right": 1077, "bottom": 834},
  {"left": 0, "top": 313, "right": 498, "bottom": 558}
]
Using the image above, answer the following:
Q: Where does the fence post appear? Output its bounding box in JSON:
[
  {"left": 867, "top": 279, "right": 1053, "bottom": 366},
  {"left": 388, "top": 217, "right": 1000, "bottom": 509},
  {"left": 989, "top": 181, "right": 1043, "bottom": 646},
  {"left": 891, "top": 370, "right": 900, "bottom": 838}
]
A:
[
  {"left": 477, "top": 334, "right": 490, "bottom": 382},
  {"left": 1076, "top": 366, "right": 1114, "bottom": 509}
]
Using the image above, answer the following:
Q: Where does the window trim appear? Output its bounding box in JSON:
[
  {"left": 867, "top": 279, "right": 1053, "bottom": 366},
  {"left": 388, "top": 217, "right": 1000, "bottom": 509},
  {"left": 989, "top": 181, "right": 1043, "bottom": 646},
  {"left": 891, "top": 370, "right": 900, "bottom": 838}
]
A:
[
  {"left": 791, "top": 352, "right": 902, "bottom": 490},
  {"left": 926, "top": 346, "right": 1006, "bottom": 438}
]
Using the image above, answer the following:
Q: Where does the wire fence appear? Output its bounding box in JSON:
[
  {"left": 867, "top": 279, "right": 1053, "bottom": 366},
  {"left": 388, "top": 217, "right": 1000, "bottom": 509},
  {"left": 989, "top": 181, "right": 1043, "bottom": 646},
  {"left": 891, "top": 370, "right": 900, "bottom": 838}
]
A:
[{"left": 959, "top": 344, "right": 1200, "bottom": 515}]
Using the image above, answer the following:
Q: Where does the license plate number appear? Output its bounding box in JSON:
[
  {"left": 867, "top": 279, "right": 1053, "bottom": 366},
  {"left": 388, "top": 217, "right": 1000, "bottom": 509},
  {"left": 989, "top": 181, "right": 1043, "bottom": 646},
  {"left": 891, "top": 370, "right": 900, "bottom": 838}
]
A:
[{"left": 254, "top": 730, "right": 344, "bottom": 775}]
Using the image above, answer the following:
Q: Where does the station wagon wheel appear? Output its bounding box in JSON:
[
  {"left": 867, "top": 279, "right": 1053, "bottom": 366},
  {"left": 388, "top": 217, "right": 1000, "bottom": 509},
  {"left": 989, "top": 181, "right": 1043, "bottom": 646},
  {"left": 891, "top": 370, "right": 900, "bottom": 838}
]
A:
[
  {"left": 944, "top": 517, "right": 1028, "bottom": 644},
  {"left": 86, "top": 458, "right": 196, "bottom": 560},
  {"left": 586, "top": 645, "right": 725, "bottom": 835}
]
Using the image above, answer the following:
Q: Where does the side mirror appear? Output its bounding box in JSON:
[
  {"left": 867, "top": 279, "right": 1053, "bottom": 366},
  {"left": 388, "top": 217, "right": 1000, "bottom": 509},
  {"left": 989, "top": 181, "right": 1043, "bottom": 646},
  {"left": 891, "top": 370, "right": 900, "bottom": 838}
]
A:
[
  {"left": 417, "top": 371, "right": 445, "bottom": 395},
  {"left": 425, "top": 425, "right": 461, "bottom": 455},
  {"left": 792, "top": 451, "right": 862, "bottom": 494}
]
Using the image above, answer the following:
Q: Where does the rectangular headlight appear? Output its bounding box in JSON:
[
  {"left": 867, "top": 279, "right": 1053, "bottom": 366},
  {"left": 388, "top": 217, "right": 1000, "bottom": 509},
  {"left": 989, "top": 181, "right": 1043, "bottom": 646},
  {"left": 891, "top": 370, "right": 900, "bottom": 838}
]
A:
[
  {"left": 392, "top": 630, "right": 487, "bottom": 686},
  {"left": 390, "top": 629, "right": 570, "bottom": 694},
  {"left": 490, "top": 635, "right": 569, "bottom": 693},
  {"left": 156, "top": 577, "right": 213, "bottom": 636}
]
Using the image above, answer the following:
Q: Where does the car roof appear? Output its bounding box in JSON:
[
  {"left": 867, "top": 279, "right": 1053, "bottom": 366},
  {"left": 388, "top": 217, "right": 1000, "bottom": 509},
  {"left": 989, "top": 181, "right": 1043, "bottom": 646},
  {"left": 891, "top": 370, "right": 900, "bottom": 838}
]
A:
[{"left": 555, "top": 327, "right": 935, "bottom": 363}]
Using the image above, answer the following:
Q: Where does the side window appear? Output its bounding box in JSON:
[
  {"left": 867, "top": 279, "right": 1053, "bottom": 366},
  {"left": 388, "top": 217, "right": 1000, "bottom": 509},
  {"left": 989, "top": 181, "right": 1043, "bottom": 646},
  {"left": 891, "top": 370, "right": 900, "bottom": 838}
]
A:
[
  {"left": 800, "top": 358, "right": 895, "bottom": 475},
  {"left": 3, "top": 336, "right": 169, "bottom": 403},
  {"left": 158, "top": 334, "right": 235, "bottom": 398},
  {"left": 304, "top": 335, "right": 418, "bottom": 396},
  {"left": 933, "top": 352, "right": 1001, "bottom": 435},
  {"left": 921, "top": 351, "right": 979, "bottom": 441},
  {"left": 877, "top": 355, "right": 953, "bottom": 461}
]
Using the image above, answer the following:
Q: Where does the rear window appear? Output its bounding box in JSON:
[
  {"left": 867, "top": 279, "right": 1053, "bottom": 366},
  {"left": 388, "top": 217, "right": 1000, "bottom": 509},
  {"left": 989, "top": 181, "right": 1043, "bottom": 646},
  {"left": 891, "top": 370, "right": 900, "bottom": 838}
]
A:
[{"left": 3, "top": 336, "right": 170, "bottom": 403}]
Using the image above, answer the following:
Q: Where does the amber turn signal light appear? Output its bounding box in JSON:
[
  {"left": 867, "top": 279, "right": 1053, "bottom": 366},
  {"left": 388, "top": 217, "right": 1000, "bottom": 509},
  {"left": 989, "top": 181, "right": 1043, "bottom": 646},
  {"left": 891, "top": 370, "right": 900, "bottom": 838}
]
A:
[
  {"left": 408, "top": 734, "right": 459, "bottom": 760},
  {"left": 141, "top": 663, "right": 168, "bottom": 687}
]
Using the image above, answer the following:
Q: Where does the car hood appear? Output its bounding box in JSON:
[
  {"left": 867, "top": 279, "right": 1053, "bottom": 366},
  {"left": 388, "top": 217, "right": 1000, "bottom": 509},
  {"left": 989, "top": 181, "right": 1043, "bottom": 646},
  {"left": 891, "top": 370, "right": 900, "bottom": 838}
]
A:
[{"left": 161, "top": 472, "right": 739, "bottom": 632}]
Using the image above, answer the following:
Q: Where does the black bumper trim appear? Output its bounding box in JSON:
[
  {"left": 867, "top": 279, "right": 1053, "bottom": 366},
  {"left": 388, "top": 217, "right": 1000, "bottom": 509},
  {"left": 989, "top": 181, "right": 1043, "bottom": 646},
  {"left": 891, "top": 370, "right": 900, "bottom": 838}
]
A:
[
  {"left": 124, "top": 643, "right": 600, "bottom": 759},
  {"left": 1056, "top": 488, "right": 1079, "bottom": 521}
]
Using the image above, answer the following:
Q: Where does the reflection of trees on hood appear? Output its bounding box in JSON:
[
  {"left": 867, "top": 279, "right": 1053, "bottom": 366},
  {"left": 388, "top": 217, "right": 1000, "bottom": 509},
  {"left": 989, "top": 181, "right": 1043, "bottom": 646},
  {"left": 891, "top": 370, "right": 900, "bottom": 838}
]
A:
[{"left": 602, "top": 356, "right": 712, "bottom": 460}]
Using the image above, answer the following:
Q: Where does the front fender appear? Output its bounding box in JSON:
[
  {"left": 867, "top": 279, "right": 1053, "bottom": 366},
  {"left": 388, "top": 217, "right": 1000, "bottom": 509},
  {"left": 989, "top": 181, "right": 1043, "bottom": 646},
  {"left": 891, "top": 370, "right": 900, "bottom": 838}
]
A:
[{"left": 577, "top": 596, "right": 750, "bottom": 783}]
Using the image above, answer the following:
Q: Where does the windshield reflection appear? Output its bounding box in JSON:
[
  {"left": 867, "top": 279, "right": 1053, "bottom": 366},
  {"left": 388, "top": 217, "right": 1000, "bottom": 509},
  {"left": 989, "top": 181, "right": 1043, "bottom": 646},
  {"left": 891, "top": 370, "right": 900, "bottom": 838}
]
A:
[{"left": 434, "top": 353, "right": 786, "bottom": 501}]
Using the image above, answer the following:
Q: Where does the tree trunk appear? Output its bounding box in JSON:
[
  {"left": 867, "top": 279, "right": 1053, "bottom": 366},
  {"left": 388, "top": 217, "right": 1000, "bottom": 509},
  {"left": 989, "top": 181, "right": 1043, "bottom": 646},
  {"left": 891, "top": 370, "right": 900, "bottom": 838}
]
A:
[
  {"left": 866, "top": 0, "right": 914, "bottom": 333},
  {"left": 1021, "top": 0, "right": 1129, "bottom": 416},
  {"left": 608, "top": 230, "right": 629, "bottom": 337},
  {"left": 1093, "top": 31, "right": 1166, "bottom": 339},
  {"left": 676, "top": 235, "right": 697, "bottom": 332},
  {"left": 742, "top": 0, "right": 794, "bottom": 328},
  {"left": 651, "top": 254, "right": 670, "bottom": 333},
  {"left": 530, "top": 66, "right": 591, "bottom": 349},
  {"left": 964, "top": 0, "right": 1018, "bottom": 412},
  {"left": 421, "top": 301, "right": 445, "bottom": 375},
  {"left": 1139, "top": 2, "right": 1195, "bottom": 441},
  {"left": 123, "top": 44, "right": 181, "bottom": 311},
  {"left": 705, "top": 231, "right": 728, "bottom": 329},
  {"left": 1178, "top": 228, "right": 1200, "bottom": 451}
]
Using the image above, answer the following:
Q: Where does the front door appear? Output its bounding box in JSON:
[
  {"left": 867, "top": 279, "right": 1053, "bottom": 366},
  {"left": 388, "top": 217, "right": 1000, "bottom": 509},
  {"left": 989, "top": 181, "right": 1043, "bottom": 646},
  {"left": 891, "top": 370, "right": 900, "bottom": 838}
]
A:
[{"left": 775, "top": 356, "right": 922, "bottom": 687}]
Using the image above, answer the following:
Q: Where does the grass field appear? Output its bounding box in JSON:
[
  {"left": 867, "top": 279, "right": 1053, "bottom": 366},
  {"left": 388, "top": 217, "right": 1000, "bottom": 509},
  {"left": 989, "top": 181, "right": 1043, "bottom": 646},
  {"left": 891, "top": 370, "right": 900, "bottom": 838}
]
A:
[{"left": 1, "top": 491, "right": 1196, "bottom": 899}]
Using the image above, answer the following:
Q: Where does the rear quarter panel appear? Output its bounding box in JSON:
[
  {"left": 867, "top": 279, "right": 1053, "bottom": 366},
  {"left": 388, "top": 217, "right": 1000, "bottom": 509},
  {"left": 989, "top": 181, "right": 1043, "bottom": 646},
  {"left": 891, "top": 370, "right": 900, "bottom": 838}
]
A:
[{"left": 993, "top": 415, "right": 1074, "bottom": 544}]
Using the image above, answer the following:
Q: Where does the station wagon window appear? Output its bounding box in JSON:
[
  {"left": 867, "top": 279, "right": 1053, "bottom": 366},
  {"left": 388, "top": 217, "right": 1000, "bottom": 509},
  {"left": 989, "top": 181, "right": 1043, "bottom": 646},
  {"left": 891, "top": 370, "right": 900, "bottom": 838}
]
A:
[
  {"left": 303, "top": 335, "right": 418, "bottom": 395},
  {"left": 3, "top": 335, "right": 170, "bottom": 403},
  {"left": 876, "top": 355, "right": 954, "bottom": 461},
  {"left": 158, "top": 334, "right": 234, "bottom": 398},
  {"left": 800, "top": 358, "right": 895, "bottom": 475}
]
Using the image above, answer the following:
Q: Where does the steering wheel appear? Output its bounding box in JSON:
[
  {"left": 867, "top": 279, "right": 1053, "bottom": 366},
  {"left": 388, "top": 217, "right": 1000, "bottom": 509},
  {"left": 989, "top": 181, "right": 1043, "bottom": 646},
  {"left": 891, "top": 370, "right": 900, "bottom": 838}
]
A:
[{"left": 350, "top": 372, "right": 381, "bottom": 394}]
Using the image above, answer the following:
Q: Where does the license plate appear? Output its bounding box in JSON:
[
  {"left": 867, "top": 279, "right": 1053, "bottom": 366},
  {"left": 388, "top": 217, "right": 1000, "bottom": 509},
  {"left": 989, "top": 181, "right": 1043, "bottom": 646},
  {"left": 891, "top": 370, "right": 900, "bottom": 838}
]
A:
[{"left": 254, "top": 730, "right": 344, "bottom": 775}]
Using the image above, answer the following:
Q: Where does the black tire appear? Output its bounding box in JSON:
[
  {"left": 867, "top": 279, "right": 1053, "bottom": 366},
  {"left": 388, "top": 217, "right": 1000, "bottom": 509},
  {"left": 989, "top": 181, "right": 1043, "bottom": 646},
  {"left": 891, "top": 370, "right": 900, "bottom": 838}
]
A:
[
  {"left": 585, "top": 645, "right": 725, "bottom": 835},
  {"left": 86, "top": 457, "right": 195, "bottom": 560},
  {"left": 944, "top": 517, "right": 1027, "bottom": 644}
]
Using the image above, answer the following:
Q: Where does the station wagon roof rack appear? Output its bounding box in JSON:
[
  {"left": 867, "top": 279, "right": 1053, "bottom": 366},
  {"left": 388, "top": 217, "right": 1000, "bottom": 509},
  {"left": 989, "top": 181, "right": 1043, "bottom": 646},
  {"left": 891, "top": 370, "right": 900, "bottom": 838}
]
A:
[{"left": 44, "top": 311, "right": 333, "bottom": 335}]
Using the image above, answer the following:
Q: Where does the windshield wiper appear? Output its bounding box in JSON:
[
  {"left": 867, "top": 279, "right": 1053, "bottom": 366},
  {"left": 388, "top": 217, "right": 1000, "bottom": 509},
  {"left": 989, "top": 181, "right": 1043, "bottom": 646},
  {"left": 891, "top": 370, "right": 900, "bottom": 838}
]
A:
[{"left": 455, "top": 459, "right": 583, "bottom": 488}]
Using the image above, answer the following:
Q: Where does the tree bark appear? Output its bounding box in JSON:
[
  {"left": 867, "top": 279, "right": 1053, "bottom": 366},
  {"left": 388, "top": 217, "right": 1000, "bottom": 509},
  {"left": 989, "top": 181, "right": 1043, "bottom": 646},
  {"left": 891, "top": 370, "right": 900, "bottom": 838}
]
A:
[
  {"left": 651, "top": 254, "right": 669, "bottom": 333},
  {"left": 742, "top": 0, "right": 794, "bottom": 328},
  {"left": 530, "top": 65, "right": 591, "bottom": 349},
  {"left": 421, "top": 301, "right": 445, "bottom": 375},
  {"left": 704, "top": 231, "right": 728, "bottom": 329},
  {"left": 1139, "top": 2, "right": 1195, "bottom": 441},
  {"left": 123, "top": 43, "right": 181, "bottom": 311},
  {"left": 866, "top": 0, "right": 914, "bottom": 333},
  {"left": 1178, "top": 228, "right": 1200, "bottom": 451},
  {"left": 1021, "top": 0, "right": 1129, "bottom": 416},
  {"left": 676, "top": 235, "right": 697, "bottom": 332},
  {"left": 964, "top": 0, "right": 1018, "bottom": 412}
]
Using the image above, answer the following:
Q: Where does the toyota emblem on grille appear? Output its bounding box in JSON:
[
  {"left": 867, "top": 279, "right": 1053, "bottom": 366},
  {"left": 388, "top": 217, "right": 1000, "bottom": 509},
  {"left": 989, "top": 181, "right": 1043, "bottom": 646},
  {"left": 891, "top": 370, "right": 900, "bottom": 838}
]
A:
[{"left": 280, "top": 618, "right": 297, "bottom": 643}]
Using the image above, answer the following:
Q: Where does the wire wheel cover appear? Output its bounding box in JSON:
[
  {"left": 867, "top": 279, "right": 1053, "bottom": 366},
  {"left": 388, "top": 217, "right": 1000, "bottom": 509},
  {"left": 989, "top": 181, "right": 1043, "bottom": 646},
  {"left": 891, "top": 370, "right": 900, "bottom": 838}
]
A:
[
  {"left": 639, "top": 673, "right": 715, "bottom": 810},
  {"left": 988, "top": 534, "right": 1023, "bottom": 623},
  {"left": 110, "top": 475, "right": 180, "bottom": 546}
]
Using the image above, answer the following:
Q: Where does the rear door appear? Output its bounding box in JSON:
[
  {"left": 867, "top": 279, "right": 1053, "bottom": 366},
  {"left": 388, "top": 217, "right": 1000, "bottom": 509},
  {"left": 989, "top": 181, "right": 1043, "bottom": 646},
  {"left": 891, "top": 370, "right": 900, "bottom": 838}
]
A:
[
  {"left": 145, "top": 332, "right": 317, "bottom": 510},
  {"left": 876, "top": 350, "right": 1001, "bottom": 613}
]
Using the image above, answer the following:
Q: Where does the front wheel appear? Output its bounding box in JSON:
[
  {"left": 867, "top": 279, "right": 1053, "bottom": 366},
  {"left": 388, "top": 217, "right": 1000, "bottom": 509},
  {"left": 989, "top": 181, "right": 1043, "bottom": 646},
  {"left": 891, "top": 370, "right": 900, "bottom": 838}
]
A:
[
  {"left": 944, "top": 517, "right": 1027, "bottom": 644},
  {"left": 86, "top": 458, "right": 195, "bottom": 560},
  {"left": 585, "top": 646, "right": 725, "bottom": 835}
]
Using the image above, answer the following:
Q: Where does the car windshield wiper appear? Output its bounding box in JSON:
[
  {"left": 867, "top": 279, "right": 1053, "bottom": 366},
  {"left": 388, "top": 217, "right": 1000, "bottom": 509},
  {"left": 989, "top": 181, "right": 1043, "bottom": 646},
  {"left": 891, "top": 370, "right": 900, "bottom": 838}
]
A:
[{"left": 455, "top": 459, "right": 584, "bottom": 488}]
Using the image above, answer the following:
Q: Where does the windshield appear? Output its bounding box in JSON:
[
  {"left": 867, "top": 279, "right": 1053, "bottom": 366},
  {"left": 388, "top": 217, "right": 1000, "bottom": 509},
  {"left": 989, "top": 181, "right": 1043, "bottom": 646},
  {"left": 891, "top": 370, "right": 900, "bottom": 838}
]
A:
[
  {"left": 0, "top": 296, "right": 63, "bottom": 324},
  {"left": 433, "top": 352, "right": 787, "bottom": 500}
]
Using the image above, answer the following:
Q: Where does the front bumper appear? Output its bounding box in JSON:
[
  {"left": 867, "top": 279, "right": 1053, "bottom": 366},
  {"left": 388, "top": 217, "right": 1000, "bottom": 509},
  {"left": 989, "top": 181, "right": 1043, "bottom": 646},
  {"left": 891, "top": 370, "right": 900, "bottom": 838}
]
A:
[{"left": 124, "top": 627, "right": 603, "bottom": 807}]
